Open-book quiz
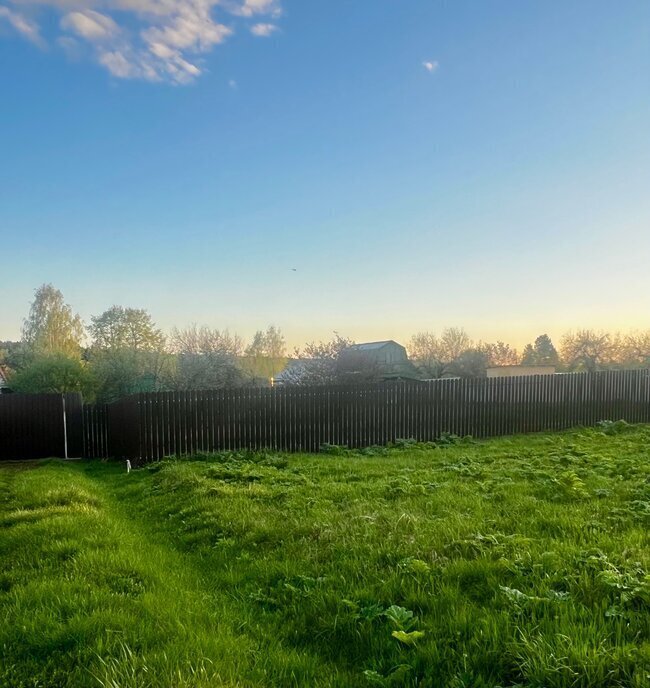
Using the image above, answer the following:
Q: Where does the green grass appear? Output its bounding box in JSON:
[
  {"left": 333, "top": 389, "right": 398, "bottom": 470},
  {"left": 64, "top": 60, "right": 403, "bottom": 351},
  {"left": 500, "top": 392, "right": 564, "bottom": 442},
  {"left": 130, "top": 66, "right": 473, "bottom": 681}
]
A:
[{"left": 1, "top": 423, "right": 649, "bottom": 687}]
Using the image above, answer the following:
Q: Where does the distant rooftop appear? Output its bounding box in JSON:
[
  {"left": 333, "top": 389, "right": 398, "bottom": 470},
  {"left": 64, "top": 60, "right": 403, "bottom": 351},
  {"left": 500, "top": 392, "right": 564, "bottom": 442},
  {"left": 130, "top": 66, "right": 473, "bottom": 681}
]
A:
[{"left": 346, "top": 340, "right": 401, "bottom": 352}]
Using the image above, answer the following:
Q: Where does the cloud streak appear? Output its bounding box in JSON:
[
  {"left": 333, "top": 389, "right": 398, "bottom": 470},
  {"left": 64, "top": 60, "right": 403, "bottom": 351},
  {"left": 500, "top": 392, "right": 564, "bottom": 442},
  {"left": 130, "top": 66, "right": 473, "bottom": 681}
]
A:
[
  {"left": 250, "top": 22, "right": 276, "bottom": 37},
  {"left": 0, "top": 0, "right": 282, "bottom": 83},
  {"left": 230, "top": 0, "right": 280, "bottom": 18},
  {"left": 61, "top": 10, "right": 118, "bottom": 41},
  {"left": 0, "top": 6, "right": 43, "bottom": 46},
  {"left": 422, "top": 60, "right": 439, "bottom": 73}
]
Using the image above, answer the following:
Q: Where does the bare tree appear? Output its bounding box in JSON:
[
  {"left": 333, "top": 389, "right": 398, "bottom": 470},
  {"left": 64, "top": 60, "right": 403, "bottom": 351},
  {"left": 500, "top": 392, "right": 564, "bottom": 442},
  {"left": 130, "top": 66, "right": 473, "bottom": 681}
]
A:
[
  {"left": 560, "top": 330, "right": 619, "bottom": 372},
  {"left": 439, "top": 327, "right": 472, "bottom": 363},
  {"left": 283, "top": 333, "right": 355, "bottom": 385},
  {"left": 170, "top": 325, "right": 242, "bottom": 357},
  {"left": 408, "top": 332, "right": 445, "bottom": 378},
  {"left": 620, "top": 330, "right": 650, "bottom": 367},
  {"left": 168, "top": 325, "right": 245, "bottom": 389},
  {"left": 483, "top": 341, "right": 519, "bottom": 367},
  {"left": 409, "top": 328, "right": 473, "bottom": 377}
]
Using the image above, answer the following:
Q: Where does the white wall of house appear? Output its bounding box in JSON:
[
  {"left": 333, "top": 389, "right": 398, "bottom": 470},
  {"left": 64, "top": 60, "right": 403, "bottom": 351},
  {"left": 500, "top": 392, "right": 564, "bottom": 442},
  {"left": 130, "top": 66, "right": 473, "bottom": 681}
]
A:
[{"left": 487, "top": 365, "right": 556, "bottom": 378}]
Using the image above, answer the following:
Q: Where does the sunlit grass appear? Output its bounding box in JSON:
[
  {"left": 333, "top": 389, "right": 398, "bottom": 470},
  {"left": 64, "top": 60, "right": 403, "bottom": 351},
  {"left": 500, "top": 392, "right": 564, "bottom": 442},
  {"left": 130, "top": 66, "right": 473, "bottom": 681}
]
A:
[{"left": 1, "top": 423, "right": 649, "bottom": 686}]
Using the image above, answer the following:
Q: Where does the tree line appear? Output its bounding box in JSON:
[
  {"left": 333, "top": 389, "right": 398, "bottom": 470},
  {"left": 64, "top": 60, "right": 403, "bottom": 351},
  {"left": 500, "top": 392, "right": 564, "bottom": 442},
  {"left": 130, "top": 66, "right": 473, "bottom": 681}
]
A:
[
  {"left": 0, "top": 284, "right": 290, "bottom": 402},
  {"left": 1, "top": 284, "right": 650, "bottom": 401},
  {"left": 408, "top": 328, "right": 650, "bottom": 377}
]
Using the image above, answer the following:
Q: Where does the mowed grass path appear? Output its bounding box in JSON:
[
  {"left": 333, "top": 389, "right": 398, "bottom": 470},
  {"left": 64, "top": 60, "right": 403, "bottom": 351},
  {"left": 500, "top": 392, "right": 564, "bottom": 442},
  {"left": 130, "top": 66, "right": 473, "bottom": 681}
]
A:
[{"left": 1, "top": 425, "right": 649, "bottom": 687}]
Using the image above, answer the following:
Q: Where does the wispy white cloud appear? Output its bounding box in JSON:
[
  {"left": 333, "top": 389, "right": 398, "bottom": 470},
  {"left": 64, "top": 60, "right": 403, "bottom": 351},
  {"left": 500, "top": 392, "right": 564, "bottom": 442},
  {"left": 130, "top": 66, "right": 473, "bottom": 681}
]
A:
[
  {"left": 1, "top": 0, "right": 282, "bottom": 83},
  {"left": 422, "top": 60, "right": 439, "bottom": 73},
  {"left": 250, "top": 22, "right": 276, "bottom": 37},
  {"left": 99, "top": 49, "right": 141, "bottom": 78},
  {"left": 228, "top": 78, "right": 237, "bottom": 88},
  {"left": 231, "top": 0, "right": 280, "bottom": 18},
  {"left": 0, "top": 6, "right": 43, "bottom": 46},
  {"left": 57, "top": 34, "right": 82, "bottom": 59},
  {"left": 61, "top": 10, "right": 119, "bottom": 41}
]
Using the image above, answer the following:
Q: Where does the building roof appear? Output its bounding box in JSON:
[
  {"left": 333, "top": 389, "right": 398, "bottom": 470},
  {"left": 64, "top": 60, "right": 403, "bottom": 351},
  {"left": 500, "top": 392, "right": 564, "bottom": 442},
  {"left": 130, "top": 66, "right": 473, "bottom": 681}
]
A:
[
  {"left": 346, "top": 340, "right": 402, "bottom": 352},
  {"left": 337, "top": 341, "right": 420, "bottom": 380}
]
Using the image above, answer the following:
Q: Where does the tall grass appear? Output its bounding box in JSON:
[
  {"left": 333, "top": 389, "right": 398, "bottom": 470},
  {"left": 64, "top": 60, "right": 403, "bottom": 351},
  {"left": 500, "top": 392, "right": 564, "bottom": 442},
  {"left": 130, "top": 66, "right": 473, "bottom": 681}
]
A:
[{"left": 1, "top": 423, "right": 649, "bottom": 686}]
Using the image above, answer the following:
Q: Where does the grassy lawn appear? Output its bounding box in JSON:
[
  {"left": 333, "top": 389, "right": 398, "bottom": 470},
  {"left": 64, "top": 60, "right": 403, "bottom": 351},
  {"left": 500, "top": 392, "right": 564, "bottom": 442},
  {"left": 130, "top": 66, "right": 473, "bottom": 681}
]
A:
[{"left": 1, "top": 424, "right": 649, "bottom": 687}]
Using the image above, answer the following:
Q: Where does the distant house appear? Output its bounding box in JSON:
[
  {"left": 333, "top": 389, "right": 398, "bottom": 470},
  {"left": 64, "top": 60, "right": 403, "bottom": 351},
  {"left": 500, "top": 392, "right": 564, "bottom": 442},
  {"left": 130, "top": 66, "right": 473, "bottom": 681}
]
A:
[
  {"left": 487, "top": 365, "right": 556, "bottom": 378},
  {"left": 337, "top": 340, "right": 420, "bottom": 381}
]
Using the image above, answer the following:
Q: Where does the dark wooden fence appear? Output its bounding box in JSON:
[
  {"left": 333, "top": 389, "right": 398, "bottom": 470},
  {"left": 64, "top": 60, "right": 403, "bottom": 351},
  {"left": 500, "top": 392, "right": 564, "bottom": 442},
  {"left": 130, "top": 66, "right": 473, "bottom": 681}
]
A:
[
  {"left": 82, "top": 403, "right": 109, "bottom": 459},
  {"left": 2, "top": 371, "right": 649, "bottom": 462},
  {"left": 90, "top": 369, "right": 650, "bottom": 462},
  {"left": 0, "top": 393, "right": 83, "bottom": 460}
]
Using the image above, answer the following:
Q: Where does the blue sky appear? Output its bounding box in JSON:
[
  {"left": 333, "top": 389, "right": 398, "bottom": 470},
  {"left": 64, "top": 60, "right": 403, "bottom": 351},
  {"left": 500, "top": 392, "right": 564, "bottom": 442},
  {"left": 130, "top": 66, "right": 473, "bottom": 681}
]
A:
[{"left": 1, "top": 0, "right": 649, "bottom": 349}]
